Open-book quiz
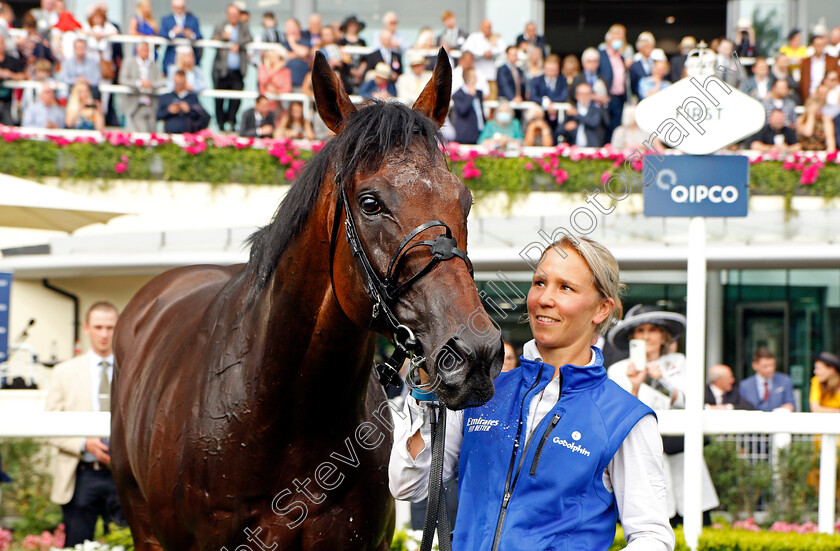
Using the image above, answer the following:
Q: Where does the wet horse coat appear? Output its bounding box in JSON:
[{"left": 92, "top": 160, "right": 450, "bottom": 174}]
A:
[{"left": 111, "top": 50, "right": 503, "bottom": 551}]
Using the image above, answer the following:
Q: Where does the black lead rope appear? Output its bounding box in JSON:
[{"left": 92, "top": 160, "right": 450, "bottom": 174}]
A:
[{"left": 421, "top": 404, "right": 452, "bottom": 551}]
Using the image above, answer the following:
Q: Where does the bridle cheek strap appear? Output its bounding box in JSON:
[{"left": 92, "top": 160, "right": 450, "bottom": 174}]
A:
[{"left": 327, "top": 185, "right": 473, "bottom": 385}]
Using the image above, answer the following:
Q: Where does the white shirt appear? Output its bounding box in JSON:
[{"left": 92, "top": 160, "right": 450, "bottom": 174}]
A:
[
  {"left": 462, "top": 31, "right": 506, "bottom": 83},
  {"left": 709, "top": 383, "right": 725, "bottom": 405},
  {"left": 755, "top": 373, "right": 770, "bottom": 401},
  {"left": 389, "top": 341, "right": 674, "bottom": 551},
  {"left": 810, "top": 55, "right": 827, "bottom": 94}
]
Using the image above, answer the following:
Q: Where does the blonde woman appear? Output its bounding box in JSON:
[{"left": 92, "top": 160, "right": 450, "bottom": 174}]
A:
[
  {"left": 128, "top": 0, "right": 158, "bottom": 36},
  {"left": 390, "top": 237, "right": 674, "bottom": 551},
  {"left": 65, "top": 81, "right": 104, "bottom": 130}
]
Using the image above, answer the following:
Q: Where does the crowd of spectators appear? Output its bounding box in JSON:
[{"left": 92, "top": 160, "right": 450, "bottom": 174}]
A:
[{"left": 0, "top": 0, "right": 839, "bottom": 148}]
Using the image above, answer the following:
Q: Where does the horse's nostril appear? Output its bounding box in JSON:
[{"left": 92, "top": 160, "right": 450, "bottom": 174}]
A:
[{"left": 435, "top": 336, "right": 478, "bottom": 376}]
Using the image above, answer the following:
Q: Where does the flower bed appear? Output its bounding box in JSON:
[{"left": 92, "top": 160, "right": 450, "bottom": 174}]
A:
[{"left": 2, "top": 128, "right": 839, "bottom": 208}]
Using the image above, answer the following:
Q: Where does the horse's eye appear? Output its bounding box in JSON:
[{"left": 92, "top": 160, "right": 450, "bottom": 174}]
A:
[{"left": 359, "top": 195, "right": 382, "bottom": 215}]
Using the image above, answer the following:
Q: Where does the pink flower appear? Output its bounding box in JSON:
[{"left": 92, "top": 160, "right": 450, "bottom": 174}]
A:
[
  {"left": 279, "top": 154, "right": 292, "bottom": 165},
  {"left": 600, "top": 171, "right": 612, "bottom": 186},
  {"left": 524, "top": 161, "right": 533, "bottom": 171},
  {"left": 827, "top": 151, "right": 838, "bottom": 163},
  {"left": 285, "top": 168, "right": 297, "bottom": 180},
  {"left": 782, "top": 160, "right": 796, "bottom": 171},
  {"left": 554, "top": 169, "right": 569, "bottom": 185},
  {"left": 290, "top": 159, "right": 305, "bottom": 170},
  {"left": 311, "top": 141, "right": 325, "bottom": 153},
  {"left": 800, "top": 164, "right": 820, "bottom": 184},
  {"left": 467, "top": 149, "right": 480, "bottom": 160},
  {"left": 115, "top": 162, "right": 127, "bottom": 173}
]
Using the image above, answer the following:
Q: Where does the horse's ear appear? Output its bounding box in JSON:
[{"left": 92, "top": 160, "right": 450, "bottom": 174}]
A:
[
  {"left": 312, "top": 51, "right": 357, "bottom": 134},
  {"left": 412, "top": 48, "right": 452, "bottom": 128}
]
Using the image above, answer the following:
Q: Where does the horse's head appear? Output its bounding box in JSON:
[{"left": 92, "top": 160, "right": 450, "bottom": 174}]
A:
[{"left": 312, "top": 49, "right": 503, "bottom": 410}]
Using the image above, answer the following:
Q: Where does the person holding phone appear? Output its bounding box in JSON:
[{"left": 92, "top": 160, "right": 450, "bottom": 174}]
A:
[
  {"left": 45, "top": 302, "right": 125, "bottom": 547},
  {"left": 606, "top": 305, "right": 719, "bottom": 526}
]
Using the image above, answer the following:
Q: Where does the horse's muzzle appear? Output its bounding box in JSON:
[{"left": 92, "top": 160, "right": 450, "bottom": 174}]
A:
[{"left": 432, "top": 335, "right": 503, "bottom": 410}]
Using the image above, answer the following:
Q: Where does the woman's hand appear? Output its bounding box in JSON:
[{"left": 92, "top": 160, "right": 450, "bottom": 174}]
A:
[
  {"left": 626, "top": 362, "right": 646, "bottom": 395},
  {"left": 646, "top": 362, "right": 662, "bottom": 380}
]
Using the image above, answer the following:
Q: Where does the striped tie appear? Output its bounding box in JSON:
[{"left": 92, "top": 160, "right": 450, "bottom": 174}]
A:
[{"left": 99, "top": 360, "right": 111, "bottom": 413}]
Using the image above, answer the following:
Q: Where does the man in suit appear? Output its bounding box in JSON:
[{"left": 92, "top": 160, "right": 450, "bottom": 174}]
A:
[
  {"left": 558, "top": 82, "right": 608, "bottom": 147},
  {"left": 159, "top": 0, "right": 202, "bottom": 75},
  {"left": 742, "top": 56, "right": 773, "bottom": 101},
  {"left": 212, "top": 3, "right": 252, "bottom": 131},
  {"left": 45, "top": 302, "right": 124, "bottom": 547},
  {"left": 497, "top": 45, "right": 525, "bottom": 102},
  {"left": 571, "top": 47, "right": 609, "bottom": 106},
  {"left": 437, "top": 10, "right": 467, "bottom": 51},
  {"left": 118, "top": 41, "right": 165, "bottom": 132},
  {"left": 362, "top": 29, "right": 402, "bottom": 83},
  {"left": 239, "top": 94, "right": 275, "bottom": 138},
  {"left": 800, "top": 32, "right": 839, "bottom": 102},
  {"left": 157, "top": 69, "right": 209, "bottom": 133},
  {"left": 530, "top": 54, "right": 568, "bottom": 131},
  {"left": 629, "top": 32, "right": 657, "bottom": 99},
  {"left": 739, "top": 347, "right": 796, "bottom": 412},
  {"left": 705, "top": 364, "right": 755, "bottom": 410},
  {"left": 451, "top": 67, "right": 484, "bottom": 144},
  {"left": 515, "top": 21, "right": 545, "bottom": 56}
]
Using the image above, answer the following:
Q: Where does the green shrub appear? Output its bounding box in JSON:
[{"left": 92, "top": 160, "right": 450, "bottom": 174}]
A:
[
  {"left": 697, "top": 529, "right": 840, "bottom": 550},
  {"left": 704, "top": 439, "right": 773, "bottom": 519},
  {"left": 769, "top": 441, "right": 818, "bottom": 523},
  {"left": 0, "top": 439, "right": 61, "bottom": 535}
]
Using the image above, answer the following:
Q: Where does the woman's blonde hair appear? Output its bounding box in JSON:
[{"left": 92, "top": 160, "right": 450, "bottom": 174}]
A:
[
  {"left": 539, "top": 236, "right": 625, "bottom": 335},
  {"left": 65, "top": 81, "right": 91, "bottom": 122}
]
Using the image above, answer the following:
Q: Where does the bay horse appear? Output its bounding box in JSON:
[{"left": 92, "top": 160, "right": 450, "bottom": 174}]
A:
[{"left": 111, "top": 49, "right": 503, "bottom": 551}]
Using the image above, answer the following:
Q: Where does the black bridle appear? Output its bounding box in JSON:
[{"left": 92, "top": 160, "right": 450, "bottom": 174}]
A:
[{"left": 328, "top": 182, "right": 473, "bottom": 388}]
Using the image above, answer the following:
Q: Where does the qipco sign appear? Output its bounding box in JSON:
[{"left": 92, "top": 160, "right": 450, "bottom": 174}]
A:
[{"left": 643, "top": 156, "right": 749, "bottom": 217}]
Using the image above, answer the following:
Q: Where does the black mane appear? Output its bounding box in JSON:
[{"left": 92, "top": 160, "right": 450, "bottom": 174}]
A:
[{"left": 245, "top": 100, "right": 445, "bottom": 292}]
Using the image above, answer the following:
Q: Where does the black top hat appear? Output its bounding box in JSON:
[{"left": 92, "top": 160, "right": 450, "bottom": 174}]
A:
[
  {"left": 607, "top": 304, "right": 686, "bottom": 352},
  {"left": 340, "top": 15, "right": 365, "bottom": 33}
]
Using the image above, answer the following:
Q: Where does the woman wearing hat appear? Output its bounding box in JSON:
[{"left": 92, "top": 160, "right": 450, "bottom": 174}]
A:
[
  {"left": 607, "top": 304, "right": 719, "bottom": 524},
  {"left": 390, "top": 237, "right": 674, "bottom": 550},
  {"left": 337, "top": 15, "right": 366, "bottom": 93},
  {"left": 607, "top": 305, "right": 687, "bottom": 410},
  {"left": 810, "top": 352, "right": 840, "bottom": 412}
]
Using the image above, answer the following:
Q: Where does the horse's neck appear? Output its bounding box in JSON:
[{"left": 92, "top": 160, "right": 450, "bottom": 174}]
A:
[{"left": 249, "top": 197, "right": 375, "bottom": 414}]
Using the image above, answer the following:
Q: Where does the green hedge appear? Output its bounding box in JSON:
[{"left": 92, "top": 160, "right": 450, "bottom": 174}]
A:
[
  {"left": 609, "top": 525, "right": 840, "bottom": 551},
  {"left": 2, "top": 141, "right": 839, "bottom": 208}
]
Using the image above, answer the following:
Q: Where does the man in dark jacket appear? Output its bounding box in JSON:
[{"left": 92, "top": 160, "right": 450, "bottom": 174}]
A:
[
  {"left": 157, "top": 70, "right": 209, "bottom": 133},
  {"left": 497, "top": 45, "right": 524, "bottom": 102},
  {"left": 705, "top": 364, "right": 755, "bottom": 410},
  {"left": 450, "top": 67, "right": 484, "bottom": 144},
  {"left": 558, "top": 82, "right": 608, "bottom": 147},
  {"left": 239, "top": 94, "right": 275, "bottom": 138},
  {"left": 211, "top": 3, "right": 252, "bottom": 131}
]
